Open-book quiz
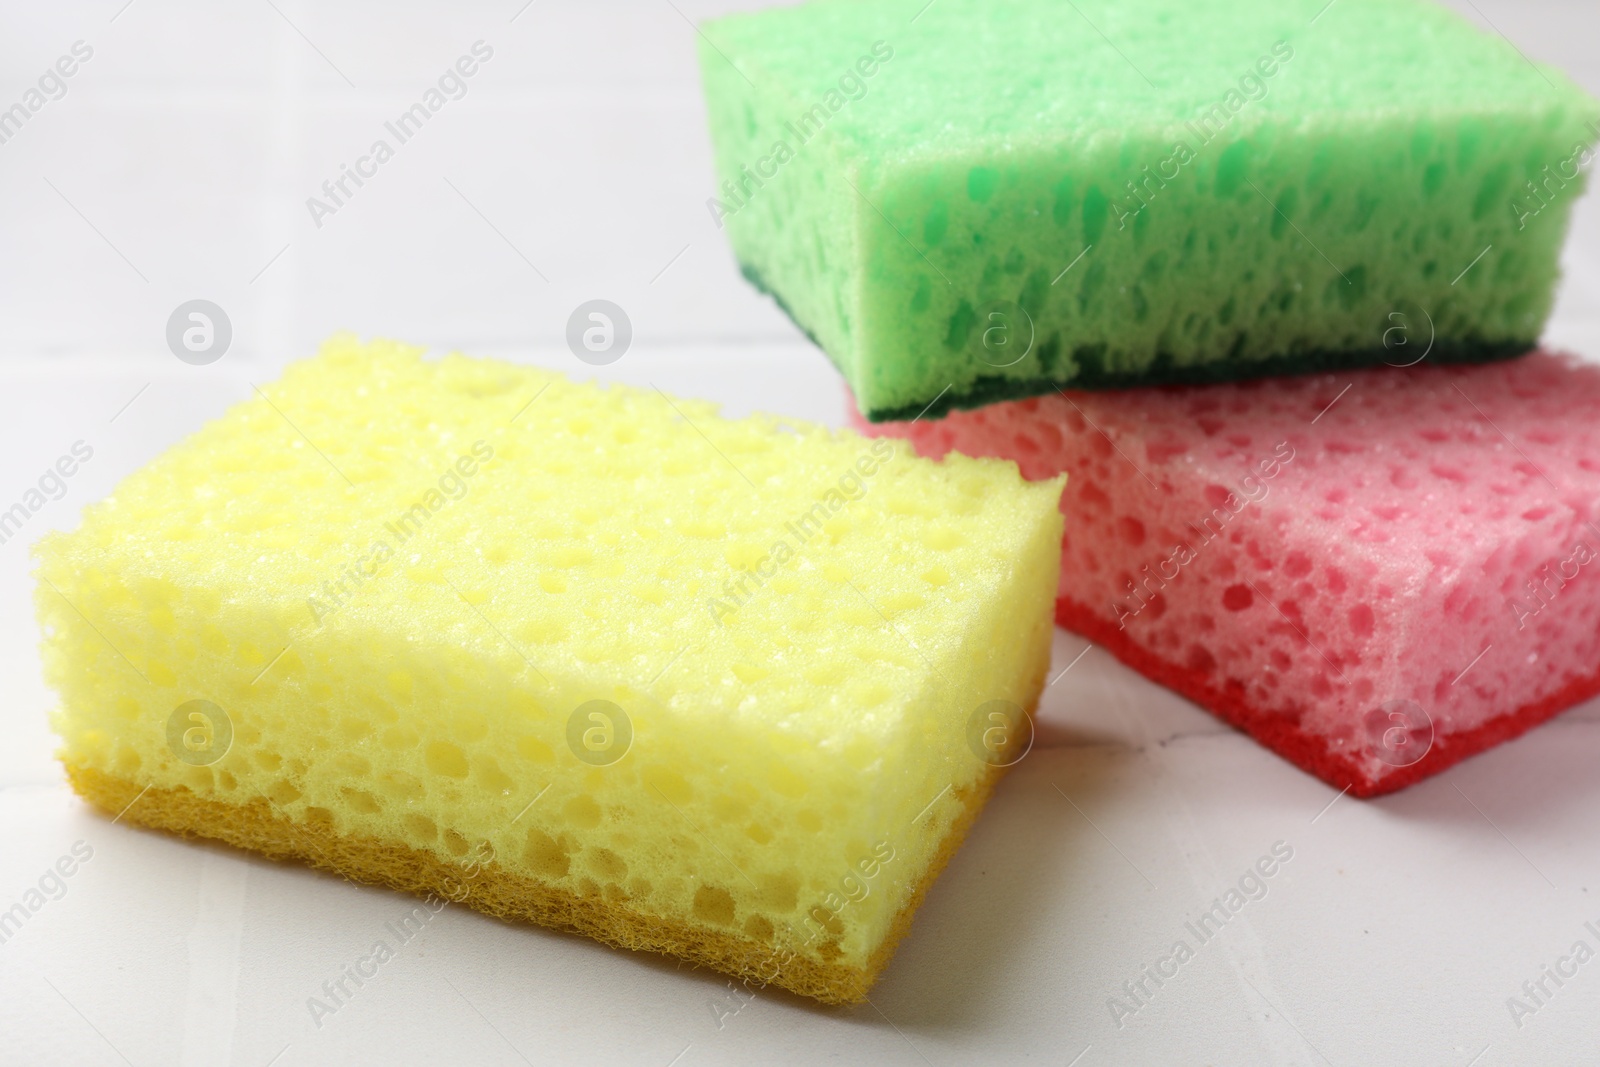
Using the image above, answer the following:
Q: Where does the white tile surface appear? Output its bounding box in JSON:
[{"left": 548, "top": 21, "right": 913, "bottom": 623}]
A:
[{"left": 3, "top": 1, "right": 1600, "bottom": 1064}]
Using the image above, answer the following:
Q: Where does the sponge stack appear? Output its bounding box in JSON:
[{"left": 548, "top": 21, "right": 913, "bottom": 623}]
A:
[
  {"left": 36, "top": 337, "right": 1064, "bottom": 1003},
  {"left": 728, "top": 0, "right": 1600, "bottom": 793}
]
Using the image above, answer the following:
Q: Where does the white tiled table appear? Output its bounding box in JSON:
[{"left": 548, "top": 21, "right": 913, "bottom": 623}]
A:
[{"left": 2, "top": 2, "right": 1599, "bottom": 1064}]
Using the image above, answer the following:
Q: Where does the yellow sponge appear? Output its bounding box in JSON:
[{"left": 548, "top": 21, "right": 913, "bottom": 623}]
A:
[{"left": 36, "top": 336, "right": 1064, "bottom": 1003}]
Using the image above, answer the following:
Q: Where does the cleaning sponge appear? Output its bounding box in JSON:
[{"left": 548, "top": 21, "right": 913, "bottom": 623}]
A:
[
  {"left": 36, "top": 336, "right": 1065, "bottom": 1003},
  {"left": 858, "top": 352, "right": 1600, "bottom": 795},
  {"left": 700, "top": 0, "right": 1600, "bottom": 420}
]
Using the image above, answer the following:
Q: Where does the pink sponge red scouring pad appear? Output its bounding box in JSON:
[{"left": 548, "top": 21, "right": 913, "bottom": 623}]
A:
[{"left": 857, "top": 351, "right": 1600, "bottom": 795}]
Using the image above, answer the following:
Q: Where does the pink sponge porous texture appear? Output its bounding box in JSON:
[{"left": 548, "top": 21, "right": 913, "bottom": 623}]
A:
[{"left": 855, "top": 352, "right": 1600, "bottom": 795}]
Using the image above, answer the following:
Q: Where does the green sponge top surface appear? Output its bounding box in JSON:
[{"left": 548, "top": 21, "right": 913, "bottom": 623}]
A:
[{"left": 707, "top": 0, "right": 1589, "bottom": 159}]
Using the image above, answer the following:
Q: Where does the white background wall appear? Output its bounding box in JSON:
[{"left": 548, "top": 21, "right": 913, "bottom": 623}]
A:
[{"left": 4, "top": 3, "right": 1600, "bottom": 1065}]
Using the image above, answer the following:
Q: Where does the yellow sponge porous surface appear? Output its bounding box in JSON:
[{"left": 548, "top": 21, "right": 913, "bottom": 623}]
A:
[{"left": 36, "top": 336, "right": 1065, "bottom": 1002}]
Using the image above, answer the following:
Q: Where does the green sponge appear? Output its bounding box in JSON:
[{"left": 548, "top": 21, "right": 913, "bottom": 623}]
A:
[{"left": 698, "top": 0, "right": 1600, "bottom": 421}]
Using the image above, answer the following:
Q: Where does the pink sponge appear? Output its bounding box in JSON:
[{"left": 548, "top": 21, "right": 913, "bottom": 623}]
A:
[{"left": 856, "top": 352, "right": 1600, "bottom": 795}]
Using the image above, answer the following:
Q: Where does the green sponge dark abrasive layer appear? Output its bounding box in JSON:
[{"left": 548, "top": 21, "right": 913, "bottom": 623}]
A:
[{"left": 698, "top": 0, "right": 1600, "bottom": 421}]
